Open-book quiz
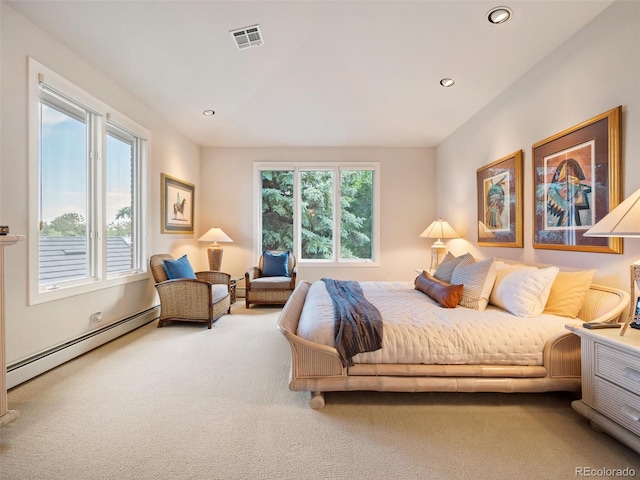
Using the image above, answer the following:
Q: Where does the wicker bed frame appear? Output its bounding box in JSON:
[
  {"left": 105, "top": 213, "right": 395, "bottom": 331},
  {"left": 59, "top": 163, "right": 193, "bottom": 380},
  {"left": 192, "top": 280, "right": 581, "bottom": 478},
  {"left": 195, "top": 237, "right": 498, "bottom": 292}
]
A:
[{"left": 277, "top": 281, "right": 629, "bottom": 409}]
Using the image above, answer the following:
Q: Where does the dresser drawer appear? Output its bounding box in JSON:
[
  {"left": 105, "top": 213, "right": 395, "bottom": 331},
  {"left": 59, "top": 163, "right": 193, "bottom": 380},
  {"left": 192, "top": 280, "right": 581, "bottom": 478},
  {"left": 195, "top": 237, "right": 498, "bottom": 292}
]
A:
[
  {"left": 595, "top": 377, "right": 640, "bottom": 436},
  {"left": 596, "top": 343, "right": 640, "bottom": 396}
]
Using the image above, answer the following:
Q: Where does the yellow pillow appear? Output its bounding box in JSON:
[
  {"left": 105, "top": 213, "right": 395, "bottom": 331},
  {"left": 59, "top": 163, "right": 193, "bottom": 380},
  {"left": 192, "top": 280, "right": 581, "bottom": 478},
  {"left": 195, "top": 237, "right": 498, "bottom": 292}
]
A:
[{"left": 543, "top": 270, "right": 596, "bottom": 318}]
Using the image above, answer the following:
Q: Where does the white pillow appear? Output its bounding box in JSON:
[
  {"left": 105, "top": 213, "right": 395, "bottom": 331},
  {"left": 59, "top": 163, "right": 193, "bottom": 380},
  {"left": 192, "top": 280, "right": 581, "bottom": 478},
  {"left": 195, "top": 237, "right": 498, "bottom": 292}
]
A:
[
  {"left": 450, "top": 257, "right": 497, "bottom": 311},
  {"left": 490, "top": 265, "right": 560, "bottom": 317},
  {"left": 489, "top": 261, "right": 529, "bottom": 306}
]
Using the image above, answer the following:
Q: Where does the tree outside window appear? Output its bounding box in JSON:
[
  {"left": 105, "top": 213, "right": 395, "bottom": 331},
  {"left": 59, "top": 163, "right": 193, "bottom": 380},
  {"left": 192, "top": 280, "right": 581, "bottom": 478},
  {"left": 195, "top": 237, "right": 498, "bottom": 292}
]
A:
[{"left": 259, "top": 166, "right": 376, "bottom": 262}]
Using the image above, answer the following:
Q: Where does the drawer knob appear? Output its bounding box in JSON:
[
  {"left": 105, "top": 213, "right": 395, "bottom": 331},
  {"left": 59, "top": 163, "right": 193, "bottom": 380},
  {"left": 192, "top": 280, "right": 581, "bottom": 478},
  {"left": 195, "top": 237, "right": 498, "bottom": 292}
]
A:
[
  {"left": 623, "top": 367, "right": 640, "bottom": 382},
  {"left": 621, "top": 404, "right": 640, "bottom": 422}
]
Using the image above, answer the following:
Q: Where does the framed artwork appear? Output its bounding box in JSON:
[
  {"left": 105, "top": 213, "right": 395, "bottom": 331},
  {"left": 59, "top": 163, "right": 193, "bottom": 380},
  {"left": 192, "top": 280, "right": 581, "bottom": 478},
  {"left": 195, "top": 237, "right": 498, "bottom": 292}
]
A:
[
  {"left": 476, "top": 150, "right": 523, "bottom": 247},
  {"left": 161, "top": 173, "right": 195, "bottom": 234},
  {"left": 532, "top": 106, "right": 621, "bottom": 253}
]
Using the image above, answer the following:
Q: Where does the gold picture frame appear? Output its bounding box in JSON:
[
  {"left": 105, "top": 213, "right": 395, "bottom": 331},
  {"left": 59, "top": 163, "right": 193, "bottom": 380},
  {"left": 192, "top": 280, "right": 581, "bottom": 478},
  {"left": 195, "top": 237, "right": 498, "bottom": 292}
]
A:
[
  {"left": 476, "top": 150, "right": 523, "bottom": 248},
  {"left": 161, "top": 173, "right": 195, "bottom": 234},
  {"left": 532, "top": 106, "right": 622, "bottom": 253}
]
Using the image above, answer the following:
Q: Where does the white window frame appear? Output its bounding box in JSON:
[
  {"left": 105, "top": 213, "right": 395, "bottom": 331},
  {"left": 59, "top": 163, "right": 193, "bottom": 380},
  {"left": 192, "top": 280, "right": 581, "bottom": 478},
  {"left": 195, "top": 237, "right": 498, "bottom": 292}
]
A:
[
  {"left": 253, "top": 162, "right": 380, "bottom": 267},
  {"left": 28, "top": 57, "right": 149, "bottom": 305}
]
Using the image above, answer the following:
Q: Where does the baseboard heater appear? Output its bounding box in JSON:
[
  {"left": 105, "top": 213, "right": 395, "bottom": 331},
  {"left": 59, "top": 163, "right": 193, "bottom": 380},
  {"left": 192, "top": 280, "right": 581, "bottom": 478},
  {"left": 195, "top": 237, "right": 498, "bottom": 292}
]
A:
[{"left": 6, "top": 306, "right": 159, "bottom": 389}]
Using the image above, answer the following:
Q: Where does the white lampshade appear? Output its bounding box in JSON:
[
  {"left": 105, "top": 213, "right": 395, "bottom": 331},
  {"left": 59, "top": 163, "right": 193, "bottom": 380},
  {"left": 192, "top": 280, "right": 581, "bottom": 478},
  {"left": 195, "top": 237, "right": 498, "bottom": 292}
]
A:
[
  {"left": 198, "top": 227, "right": 233, "bottom": 244},
  {"left": 584, "top": 188, "right": 640, "bottom": 238},
  {"left": 419, "top": 218, "right": 459, "bottom": 241}
]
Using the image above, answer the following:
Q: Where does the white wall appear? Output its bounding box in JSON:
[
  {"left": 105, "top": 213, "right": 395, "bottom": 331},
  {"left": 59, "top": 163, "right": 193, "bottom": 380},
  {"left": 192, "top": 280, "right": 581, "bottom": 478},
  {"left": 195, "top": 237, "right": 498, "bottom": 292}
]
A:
[
  {"left": 1, "top": 3, "right": 200, "bottom": 364},
  {"left": 435, "top": 0, "right": 640, "bottom": 290},
  {"left": 199, "top": 147, "right": 436, "bottom": 282}
]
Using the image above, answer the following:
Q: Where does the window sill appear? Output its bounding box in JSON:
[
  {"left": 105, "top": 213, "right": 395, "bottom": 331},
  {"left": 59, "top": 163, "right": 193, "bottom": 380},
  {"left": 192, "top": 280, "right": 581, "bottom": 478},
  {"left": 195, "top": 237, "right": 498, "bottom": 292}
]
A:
[{"left": 30, "top": 271, "right": 150, "bottom": 306}]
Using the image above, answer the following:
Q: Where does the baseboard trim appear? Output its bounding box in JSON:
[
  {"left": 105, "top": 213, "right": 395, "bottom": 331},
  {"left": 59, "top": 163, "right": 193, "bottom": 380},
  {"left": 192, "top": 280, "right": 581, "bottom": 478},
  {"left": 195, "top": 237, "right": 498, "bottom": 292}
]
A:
[{"left": 7, "top": 307, "right": 159, "bottom": 389}]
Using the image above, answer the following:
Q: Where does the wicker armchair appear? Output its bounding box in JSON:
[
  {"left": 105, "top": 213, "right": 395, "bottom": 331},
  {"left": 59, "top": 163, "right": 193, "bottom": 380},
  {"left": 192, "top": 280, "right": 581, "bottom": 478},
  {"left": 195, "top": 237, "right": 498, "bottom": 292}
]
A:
[
  {"left": 150, "top": 254, "right": 231, "bottom": 329},
  {"left": 245, "top": 251, "right": 297, "bottom": 308}
]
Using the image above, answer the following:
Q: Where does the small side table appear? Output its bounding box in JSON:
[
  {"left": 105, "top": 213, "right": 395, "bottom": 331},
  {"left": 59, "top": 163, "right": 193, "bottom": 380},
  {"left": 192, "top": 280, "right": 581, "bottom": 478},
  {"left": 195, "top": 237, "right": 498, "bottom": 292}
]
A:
[
  {"left": 229, "top": 277, "right": 243, "bottom": 304},
  {"left": 566, "top": 324, "right": 640, "bottom": 454}
]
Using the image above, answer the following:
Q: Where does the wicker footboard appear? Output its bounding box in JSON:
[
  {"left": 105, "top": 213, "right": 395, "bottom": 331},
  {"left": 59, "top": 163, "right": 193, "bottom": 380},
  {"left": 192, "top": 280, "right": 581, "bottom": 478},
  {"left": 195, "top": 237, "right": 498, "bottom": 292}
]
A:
[{"left": 277, "top": 281, "right": 629, "bottom": 409}]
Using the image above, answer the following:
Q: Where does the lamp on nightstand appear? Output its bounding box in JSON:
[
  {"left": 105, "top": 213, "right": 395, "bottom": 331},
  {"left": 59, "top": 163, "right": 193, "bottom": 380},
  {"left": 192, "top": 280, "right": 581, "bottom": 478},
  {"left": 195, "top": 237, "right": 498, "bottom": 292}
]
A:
[
  {"left": 420, "top": 218, "right": 459, "bottom": 272},
  {"left": 585, "top": 188, "right": 640, "bottom": 335},
  {"left": 198, "top": 227, "right": 233, "bottom": 271}
]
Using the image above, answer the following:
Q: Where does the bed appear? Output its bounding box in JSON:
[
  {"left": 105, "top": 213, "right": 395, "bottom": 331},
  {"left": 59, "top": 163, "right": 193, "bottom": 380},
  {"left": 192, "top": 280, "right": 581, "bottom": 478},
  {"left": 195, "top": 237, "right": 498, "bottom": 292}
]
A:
[{"left": 278, "top": 276, "right": 629, "bottom": 409}]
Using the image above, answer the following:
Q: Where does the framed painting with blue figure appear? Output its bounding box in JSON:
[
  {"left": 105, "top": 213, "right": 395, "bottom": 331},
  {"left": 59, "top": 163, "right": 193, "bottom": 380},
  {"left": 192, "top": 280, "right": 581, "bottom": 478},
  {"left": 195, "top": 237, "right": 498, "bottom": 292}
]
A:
[
  {"left": 532, "top": 106, "right": 622, "bottom": 253},
  {"left": 161, "top": 173, "right": 195, "bottom": 234},
  {"left": 476, "top": 150, "right": 523, "bottom": 247}
]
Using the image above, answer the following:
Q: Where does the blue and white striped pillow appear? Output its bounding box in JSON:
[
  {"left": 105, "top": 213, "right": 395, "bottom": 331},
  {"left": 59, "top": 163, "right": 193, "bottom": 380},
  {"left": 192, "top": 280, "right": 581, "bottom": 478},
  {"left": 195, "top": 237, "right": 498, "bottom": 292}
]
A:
[
  {"left": 433, "top": 252, "right": 475, "bottom": 283},
  {"left": 450, "top": 257, "right": 497, "bottom": 311}
]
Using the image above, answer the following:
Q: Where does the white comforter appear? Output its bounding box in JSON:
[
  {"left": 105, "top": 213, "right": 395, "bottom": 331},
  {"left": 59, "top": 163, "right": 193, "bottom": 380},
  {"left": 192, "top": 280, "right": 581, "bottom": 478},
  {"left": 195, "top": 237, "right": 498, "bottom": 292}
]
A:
[{"left": 297, "top": 281, "right": 581, "bottom": 366}]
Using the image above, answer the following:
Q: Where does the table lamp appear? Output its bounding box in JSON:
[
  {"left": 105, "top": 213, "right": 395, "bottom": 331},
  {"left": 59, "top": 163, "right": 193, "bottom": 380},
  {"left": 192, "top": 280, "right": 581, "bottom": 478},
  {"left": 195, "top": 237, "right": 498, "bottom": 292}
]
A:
[
  {"left": 198, "top": 227, "right": 233, "bottom": 271},
  {"left": 584, "top": 188, "right": 640, "bottom": 335},
  {"left": 420, "top": 218, "right": 459, "bottom": 271}
]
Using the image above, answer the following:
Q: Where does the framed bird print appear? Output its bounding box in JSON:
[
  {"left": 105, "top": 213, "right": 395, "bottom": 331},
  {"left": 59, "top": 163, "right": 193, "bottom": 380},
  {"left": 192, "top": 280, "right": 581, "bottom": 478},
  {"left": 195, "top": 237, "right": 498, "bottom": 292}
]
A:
[
  {"left": 532, "top": 106, "right": 622, "bottom": 253},
  {"left": 476, "top": 150, "right": 523, "bottom": 248},
  {"left": 161, "top": 173, "right": 195, "bottom": 234}
]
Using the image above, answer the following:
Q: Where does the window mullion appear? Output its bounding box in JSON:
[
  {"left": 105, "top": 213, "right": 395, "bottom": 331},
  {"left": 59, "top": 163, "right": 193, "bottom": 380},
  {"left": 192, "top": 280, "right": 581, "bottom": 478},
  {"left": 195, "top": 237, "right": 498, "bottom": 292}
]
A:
[
  {"left": 293, "top": 168, "right": 301, "bottom": 260},
  {"left": 90, "top": 112, "right": 104, "bottom": 280},
  {"left": 333, "top": 168, "right": 340, "bottom": 262},
  {"left": 131, "top": 138, "right": 140, "bottom": 271}
]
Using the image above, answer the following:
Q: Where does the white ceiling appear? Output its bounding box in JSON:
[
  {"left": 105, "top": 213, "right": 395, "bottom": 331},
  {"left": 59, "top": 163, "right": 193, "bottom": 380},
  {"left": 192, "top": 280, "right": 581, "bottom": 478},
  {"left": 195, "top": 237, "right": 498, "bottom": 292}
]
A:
[{"left": 8, "top": 0, "right": 614, "bottom": 147}]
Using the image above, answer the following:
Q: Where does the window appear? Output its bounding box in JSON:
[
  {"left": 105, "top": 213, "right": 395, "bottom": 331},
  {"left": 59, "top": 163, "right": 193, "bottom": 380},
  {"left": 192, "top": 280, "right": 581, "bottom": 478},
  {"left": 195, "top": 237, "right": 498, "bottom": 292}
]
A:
[
  {"left": 28, "top": 57, "right": 149, "bottom": 304},
  {"left": 256, "top": 163, "right": 379, "bottom": 265},
  {"left": 106, "top": 123, "right": 142, "bottom": 275}
]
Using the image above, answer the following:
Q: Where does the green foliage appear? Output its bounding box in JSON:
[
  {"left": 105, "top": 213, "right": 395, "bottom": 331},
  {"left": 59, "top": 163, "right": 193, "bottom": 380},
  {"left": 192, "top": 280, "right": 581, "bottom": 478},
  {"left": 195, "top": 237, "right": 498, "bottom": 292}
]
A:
[
  {"left": 41, "top": 207, "right": 133, "bottom": 237},
  {"left": 261, "top": 169, "right": 373, "bottom": 260},
  {"left": 261, "top": 171, "right": 294, "bottom": 251},
  {"left": 41, "top": 212, "right": 86, "bottom": 237},
  {"left": 340, "top": 170, "right": 373, "bottom": 259},
  {"left": 107, "top": 206, "right": 132, "bottom": 237},
  {"left": 301, "top": 171, "right": 334, "bottom": 259}
]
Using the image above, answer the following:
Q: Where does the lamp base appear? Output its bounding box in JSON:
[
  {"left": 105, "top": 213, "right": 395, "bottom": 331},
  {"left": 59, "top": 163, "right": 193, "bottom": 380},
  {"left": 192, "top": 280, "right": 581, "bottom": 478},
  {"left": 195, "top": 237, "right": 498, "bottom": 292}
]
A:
[
  {"left": 429, "top": 244, "right": 447, "bottom": 272},
  {"left": 207, "top": 246, "right": 223, "bottom": 271},
  {"left": 621, "top": 263, "right": 640, "bottom": 336}
]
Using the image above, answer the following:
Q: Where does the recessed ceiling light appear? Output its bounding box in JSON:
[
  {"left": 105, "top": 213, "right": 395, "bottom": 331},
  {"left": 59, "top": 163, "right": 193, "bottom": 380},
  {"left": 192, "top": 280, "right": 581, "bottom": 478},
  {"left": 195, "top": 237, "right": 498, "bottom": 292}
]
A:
[
  {"left": 487, "top": 6, "right": 512, "bottom": 24},
  {"left": 203, "top": 110, "right": 215, "bottom": 116},
  {"left": 440, "top": 78, "right": 455, "bottom": 87}
]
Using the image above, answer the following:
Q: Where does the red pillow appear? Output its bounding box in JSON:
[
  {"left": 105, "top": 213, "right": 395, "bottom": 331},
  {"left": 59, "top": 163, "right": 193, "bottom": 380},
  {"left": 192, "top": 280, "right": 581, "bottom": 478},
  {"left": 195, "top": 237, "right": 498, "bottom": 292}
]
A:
[{"left": 414, "top": 271, "right": 463, "bottom": 308}]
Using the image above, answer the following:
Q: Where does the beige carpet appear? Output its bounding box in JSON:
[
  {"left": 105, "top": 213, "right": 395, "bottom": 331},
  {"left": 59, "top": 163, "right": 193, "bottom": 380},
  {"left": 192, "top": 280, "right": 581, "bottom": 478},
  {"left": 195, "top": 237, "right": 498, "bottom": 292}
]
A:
[{"left": 1, "top": 303, "right": 639, "bottom": 480}]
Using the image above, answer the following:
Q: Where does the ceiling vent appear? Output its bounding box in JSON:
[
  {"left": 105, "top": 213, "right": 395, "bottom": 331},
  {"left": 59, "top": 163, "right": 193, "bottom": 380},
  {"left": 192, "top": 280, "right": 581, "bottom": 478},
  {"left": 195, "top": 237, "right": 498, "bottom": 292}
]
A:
[{"left": 230, "top": 24, "right": 263, "bottom": 50}]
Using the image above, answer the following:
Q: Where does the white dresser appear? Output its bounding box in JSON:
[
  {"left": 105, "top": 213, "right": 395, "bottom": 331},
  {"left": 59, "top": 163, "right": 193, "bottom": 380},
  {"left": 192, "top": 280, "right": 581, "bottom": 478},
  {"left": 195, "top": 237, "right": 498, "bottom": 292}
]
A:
[{"left": 567, "top": 324, "right": 640, "bottom": 453}]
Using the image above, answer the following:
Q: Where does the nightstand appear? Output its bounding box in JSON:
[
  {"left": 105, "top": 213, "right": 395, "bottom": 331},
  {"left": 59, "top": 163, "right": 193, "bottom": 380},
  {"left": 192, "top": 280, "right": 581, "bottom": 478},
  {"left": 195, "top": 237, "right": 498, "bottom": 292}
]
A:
[
  {"left": 566, "top": 324, "right": 640, "bottom": 453},
  {"left": 229, "top": 276, "right": 243, "bottom": 304}
]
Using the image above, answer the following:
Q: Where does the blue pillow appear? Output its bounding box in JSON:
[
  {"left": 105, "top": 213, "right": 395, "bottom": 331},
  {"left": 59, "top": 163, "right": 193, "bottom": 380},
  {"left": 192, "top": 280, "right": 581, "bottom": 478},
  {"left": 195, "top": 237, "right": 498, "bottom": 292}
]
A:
[
  {"left": 163, "top": 254, "right": 196, "bottom": 280},
  {"left": 262, "top": 251, "right": 290, "bottom": 277}
]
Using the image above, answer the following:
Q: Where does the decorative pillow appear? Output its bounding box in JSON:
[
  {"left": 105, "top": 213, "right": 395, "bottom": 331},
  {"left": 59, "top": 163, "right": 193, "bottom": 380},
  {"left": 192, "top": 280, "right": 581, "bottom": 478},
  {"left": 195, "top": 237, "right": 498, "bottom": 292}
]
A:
[
  {"left": 489, "top": 264, "right": 559, "bottom": 317},
  {"left": 433, "top": 252, "right": 475, "bottom": 283},
  {"left": 489, "top": 261, "right": 531, "bottom": 306},
  {"left": 163, "top": 254, "right": 196, "bottom": 280},
  {"left": 414, "top": 271, "right": 463, "bottom": 308},
  {"left": 450, "top": 257, "right": 497, "bottom": 311},
  {"left": 544, "top": 270, "right": 596, "bottom": 318},
  {"left": 262, "top": 251, "right": 290, "bottom": 277}
]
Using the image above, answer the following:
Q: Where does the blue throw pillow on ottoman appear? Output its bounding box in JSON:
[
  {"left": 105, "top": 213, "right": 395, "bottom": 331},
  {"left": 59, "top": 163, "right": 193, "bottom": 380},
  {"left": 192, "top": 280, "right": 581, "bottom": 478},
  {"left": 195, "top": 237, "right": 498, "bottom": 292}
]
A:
[
  {"left": 163, "top": 254, "right": 197, "bottom": 279},
  {"left": 262, "top": 251, "right": 290, "bottom": 277}
]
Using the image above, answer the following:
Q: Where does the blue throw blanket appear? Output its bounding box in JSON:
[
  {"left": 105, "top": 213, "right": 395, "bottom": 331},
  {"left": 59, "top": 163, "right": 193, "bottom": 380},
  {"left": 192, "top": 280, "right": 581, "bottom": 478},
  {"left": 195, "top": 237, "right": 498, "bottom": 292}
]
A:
[{"left": 321, "top": 279, "right": 383, "bottom": 367}]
